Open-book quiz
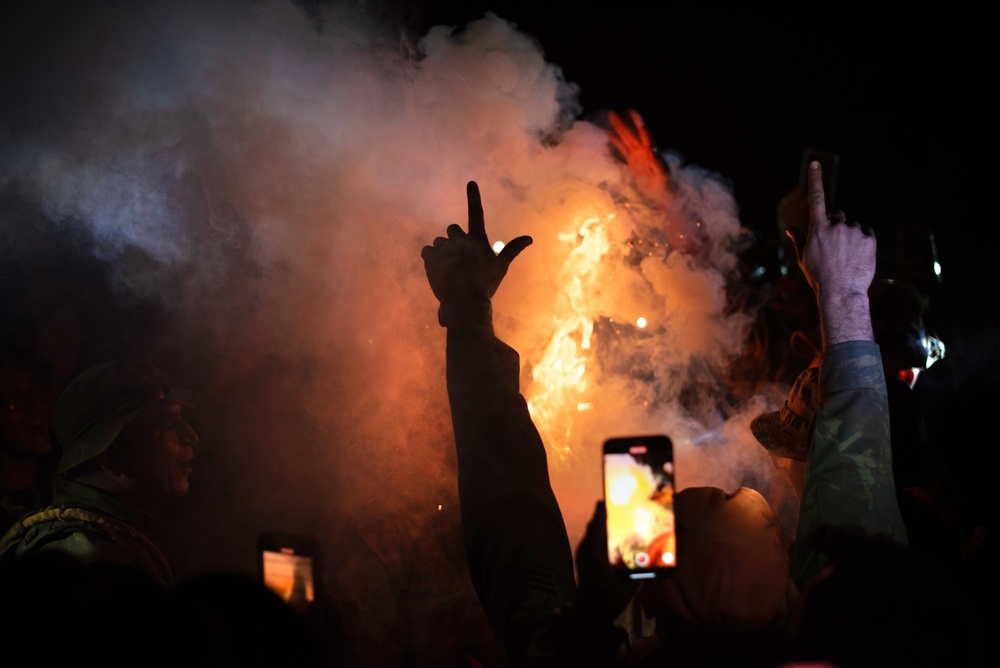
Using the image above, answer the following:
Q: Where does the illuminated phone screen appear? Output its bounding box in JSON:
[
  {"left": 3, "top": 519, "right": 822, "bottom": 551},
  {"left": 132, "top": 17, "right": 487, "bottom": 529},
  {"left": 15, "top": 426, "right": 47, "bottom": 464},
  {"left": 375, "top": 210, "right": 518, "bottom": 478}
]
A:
[
  {"left": 262, "top": 548, "right": 315, "bottom": 608},
  {"left": 603, "top": 436, "right": 676, "bottom": 579}
]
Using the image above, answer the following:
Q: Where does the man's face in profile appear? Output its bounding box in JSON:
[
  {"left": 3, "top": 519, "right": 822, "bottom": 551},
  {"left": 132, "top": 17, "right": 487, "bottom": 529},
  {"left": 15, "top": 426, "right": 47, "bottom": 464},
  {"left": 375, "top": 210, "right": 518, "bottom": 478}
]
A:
[{"left": 118, "top": 400, "right": 199, "bottom": 507}]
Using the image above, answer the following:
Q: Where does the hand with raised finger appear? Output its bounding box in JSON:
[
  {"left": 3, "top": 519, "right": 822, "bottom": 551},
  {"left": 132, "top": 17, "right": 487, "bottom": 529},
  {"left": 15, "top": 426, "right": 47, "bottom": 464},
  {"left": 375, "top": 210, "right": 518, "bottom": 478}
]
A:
[
  {"left": 420, "top": 181, "right": 532, "bottom": 329},
  {"left": 786, "top": 161, "right": 876, "bottom": 345}
]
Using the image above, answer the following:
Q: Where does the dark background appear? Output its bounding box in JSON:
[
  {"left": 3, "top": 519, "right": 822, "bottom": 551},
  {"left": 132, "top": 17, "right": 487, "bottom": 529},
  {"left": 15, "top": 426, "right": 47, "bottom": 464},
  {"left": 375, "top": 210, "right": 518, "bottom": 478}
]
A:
[
  {"left": 2, "top": 3, "right": 990, "bottom": 331},
  {"left": 401, "top": 1, "right": 991, "bottom": 331}
]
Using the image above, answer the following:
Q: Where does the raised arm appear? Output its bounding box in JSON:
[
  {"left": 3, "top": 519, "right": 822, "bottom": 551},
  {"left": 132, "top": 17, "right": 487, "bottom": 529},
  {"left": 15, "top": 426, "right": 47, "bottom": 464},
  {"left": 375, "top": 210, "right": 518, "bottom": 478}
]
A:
[
  {"left": 786, "top": 161, "right": 876, "bottom": 348},
  {"left": 422, "top": 182, "right": 576, "bottom": 664},
  {"left": 788, "top": 162, "right": 907, "bottom": 588}
]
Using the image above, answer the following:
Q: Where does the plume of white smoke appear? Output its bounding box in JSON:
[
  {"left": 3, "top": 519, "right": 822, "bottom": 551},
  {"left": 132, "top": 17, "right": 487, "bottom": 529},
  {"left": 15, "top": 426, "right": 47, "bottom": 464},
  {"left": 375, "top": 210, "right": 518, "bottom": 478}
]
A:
[{"left": 0, "top": 1, "right": 792, "bottom": 662}]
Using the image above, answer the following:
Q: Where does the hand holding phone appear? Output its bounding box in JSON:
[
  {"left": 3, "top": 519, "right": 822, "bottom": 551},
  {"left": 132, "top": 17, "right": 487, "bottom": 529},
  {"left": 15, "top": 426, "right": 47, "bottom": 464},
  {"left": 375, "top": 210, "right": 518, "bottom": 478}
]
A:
[{"left": 602, "top": 435, "right": 677, "bottom": 580}]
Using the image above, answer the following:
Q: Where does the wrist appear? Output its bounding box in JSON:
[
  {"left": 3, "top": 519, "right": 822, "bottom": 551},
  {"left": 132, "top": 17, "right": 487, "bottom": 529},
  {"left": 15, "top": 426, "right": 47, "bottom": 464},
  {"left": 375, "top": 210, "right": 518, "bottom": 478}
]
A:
[
  {"left": 818, "top": 290, "right": 873, "bottom": 347},
  {"left": 438, "top": 295, "right": 493, "bottom": 333}
]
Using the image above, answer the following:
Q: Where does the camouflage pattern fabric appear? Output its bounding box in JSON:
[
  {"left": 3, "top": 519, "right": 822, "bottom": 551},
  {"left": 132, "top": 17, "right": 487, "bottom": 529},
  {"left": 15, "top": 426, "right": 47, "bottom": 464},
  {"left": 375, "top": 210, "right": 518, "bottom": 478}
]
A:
[{"left": 792, "top": 340, "right": 908, "bottom": 588}]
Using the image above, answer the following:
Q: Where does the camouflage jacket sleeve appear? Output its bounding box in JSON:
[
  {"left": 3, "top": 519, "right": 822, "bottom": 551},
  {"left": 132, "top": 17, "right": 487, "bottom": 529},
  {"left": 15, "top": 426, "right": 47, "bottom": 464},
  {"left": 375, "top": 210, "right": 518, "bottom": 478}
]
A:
[
  {"left": 792, "top": 340, "right": 908, "bottom": 589},
  {"left": 446, "top": 327, "right": 578, "bottom": 665}
]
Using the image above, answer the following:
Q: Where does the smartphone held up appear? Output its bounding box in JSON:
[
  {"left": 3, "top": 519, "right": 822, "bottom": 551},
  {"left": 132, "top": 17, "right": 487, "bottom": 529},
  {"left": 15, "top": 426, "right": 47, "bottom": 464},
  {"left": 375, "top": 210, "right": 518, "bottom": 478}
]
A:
[
  {"left": 258, "top": 532, "right": 320, "bottom": 616},
  {"left": 602, "top": 435, "right": 677, "bottom": 580}
]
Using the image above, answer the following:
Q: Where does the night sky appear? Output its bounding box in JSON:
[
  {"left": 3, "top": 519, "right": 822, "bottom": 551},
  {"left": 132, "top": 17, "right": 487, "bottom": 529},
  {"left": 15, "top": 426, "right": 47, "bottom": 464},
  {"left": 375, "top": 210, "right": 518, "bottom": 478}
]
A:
[
  {"left": 409, "top": 2, "right": 991, "bottom": 310},
  {"left": 3, "top": 2, "right": 990, "bottom": 322}
]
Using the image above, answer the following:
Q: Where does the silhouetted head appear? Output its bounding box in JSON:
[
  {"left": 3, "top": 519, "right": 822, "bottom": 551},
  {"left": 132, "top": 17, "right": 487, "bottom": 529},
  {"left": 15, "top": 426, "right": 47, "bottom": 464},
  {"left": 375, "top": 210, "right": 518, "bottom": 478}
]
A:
[
  {"left": 54, "top": 359, "right": 200, "bottom": 511},
  {"left": 639, "top": 486, "right": 792, "bottom": 640}
]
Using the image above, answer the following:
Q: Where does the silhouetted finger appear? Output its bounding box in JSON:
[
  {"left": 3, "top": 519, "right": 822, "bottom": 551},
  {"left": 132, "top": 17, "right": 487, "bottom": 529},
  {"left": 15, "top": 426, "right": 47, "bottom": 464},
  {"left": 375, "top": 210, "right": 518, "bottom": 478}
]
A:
[
  {"left": 446, "top": 223, "right": 465, "bottom": 239},
  {"left": 497, "top": 234, "right": 533, "bottom": 269},
  {"left": 467, "top": 181, "right": 486, "bottom": 241},
  {"left": 806, "top": 160, "right": 827, "bottom": 225}
]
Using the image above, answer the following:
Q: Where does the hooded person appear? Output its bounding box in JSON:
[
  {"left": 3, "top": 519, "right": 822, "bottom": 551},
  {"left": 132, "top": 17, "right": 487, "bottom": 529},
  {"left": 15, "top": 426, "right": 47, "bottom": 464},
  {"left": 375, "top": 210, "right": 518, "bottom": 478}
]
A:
[{"left": 0, "top": 359, "right": 199, "bottom": 588}]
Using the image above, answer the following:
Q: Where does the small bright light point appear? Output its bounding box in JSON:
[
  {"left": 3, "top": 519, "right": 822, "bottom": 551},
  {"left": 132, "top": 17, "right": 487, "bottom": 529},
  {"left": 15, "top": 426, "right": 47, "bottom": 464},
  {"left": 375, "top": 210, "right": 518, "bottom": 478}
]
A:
[
  {"left": 636, "top": 317, "right": 647, "bottom": 328},
  {"left": 437, "top": 504, "right": 442, "bottom": 511},
  {"left": 662, "top": 552, "right": 675, "bottom": 565},
  {"left": 492, "top": 240, "right": 505, "bottom": 254},
  {"left": 934, "top": 261, "right": 942, "bottom": 276},
  {"left": 576, "top": 402, "right": 593, "bottom": 411}
]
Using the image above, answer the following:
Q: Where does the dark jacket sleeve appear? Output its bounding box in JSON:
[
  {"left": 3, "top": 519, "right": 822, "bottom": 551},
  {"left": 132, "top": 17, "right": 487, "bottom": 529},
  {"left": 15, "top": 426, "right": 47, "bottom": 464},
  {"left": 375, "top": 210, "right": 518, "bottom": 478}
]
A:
[
  {"left": 792, "top": 340, "right": 909, "bottom": 589},
  {"left": 446, "top": 326, "right": 578, "bottom": 664}
]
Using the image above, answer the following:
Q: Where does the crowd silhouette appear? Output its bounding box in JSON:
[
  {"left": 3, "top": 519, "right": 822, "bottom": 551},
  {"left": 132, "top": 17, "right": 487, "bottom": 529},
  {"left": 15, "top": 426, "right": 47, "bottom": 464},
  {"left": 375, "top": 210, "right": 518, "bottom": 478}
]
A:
[{"left": 1, "top": 112, "right": 995, "bottom": 667}]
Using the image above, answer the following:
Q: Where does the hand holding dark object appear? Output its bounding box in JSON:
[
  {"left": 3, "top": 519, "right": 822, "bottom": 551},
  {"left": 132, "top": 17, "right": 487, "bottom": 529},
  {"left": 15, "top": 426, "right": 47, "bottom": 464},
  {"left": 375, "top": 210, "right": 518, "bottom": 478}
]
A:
[
  {"left": 421, "top": 181, "right": 532, "bottom": 328},
  {"left": 785, "top": 161, "right": 876, "bottom": 346},
  {"left": 550, "top": 501, "right": 633, "bottom": 664},
  {"left": 572, "top": 501, "right": 639, "bottom": 626}
]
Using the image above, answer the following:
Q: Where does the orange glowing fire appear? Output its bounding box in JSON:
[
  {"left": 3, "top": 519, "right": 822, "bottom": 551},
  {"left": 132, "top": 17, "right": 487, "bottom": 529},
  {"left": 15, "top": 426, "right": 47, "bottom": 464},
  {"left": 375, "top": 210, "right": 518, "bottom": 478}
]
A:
[
  {"left": 525, "top": 211, "right": 614, "bottom": 455},
  {"left": 521, "top": 110, "right": 710, "bottom": 461}
]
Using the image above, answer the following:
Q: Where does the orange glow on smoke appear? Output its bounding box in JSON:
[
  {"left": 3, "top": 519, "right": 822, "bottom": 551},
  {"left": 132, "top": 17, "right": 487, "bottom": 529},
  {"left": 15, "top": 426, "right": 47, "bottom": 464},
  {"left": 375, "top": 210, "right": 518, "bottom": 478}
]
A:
[{"left": 526, "top": 210, "right": 614, "bottom": 455}]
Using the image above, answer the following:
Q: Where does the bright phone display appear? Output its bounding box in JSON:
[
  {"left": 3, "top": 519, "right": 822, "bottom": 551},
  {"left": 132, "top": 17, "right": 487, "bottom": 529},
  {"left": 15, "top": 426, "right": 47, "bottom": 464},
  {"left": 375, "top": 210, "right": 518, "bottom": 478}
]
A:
[{"left": 603, "top": 435, "right": 677, "bottom": 579}]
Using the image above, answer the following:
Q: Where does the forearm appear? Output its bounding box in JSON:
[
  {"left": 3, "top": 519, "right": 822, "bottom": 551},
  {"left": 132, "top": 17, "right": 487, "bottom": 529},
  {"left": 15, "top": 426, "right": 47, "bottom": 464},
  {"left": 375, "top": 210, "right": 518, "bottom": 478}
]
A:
[
  {"left": 446, "top": 326, "right": 577, "bottom": 660},
  {"left": 817, "top": 290, "right": 873, "bottom": 350},
  {"left": 792, "top": 341, "right": 907, "bottom": 588}
]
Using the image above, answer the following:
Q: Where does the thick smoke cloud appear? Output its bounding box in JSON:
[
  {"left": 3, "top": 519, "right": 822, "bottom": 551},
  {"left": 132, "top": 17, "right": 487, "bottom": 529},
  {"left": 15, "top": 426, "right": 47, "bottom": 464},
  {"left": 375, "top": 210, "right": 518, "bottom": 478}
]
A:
[{"left": 1, "top": 1, "right": 796, "bottom": 662}]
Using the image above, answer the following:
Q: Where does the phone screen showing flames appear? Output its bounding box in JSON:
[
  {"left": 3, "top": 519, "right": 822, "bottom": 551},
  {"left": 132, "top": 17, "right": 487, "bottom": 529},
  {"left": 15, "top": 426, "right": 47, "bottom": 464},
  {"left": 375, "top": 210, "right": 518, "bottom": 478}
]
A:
[
  {"left": 605, "top": 452, "right": 676, "bottom": 577},
  {"left": 263, "top": 549, "right": 315, "bottom": 610}
]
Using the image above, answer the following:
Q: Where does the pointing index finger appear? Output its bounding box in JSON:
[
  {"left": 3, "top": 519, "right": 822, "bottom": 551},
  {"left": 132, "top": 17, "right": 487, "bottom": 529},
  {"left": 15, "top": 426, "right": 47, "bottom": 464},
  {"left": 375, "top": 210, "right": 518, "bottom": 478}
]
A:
[
  {"left": 467, "top": 181, "right": 486, "bottom": 241},
  {"left": 807, "top": 160, "right": 827, "bottom": 225}
]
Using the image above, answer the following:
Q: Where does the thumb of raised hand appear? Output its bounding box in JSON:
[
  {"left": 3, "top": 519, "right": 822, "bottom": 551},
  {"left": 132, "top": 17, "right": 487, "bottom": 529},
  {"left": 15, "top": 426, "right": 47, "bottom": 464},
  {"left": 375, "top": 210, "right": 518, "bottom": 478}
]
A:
[{"left": 497, "top": 235, "right": 533, "bottom": 271}]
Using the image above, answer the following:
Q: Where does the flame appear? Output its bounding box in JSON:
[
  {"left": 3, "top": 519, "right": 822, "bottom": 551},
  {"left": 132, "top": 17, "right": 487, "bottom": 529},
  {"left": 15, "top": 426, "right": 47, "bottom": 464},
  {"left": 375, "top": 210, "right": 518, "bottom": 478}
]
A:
[
  {"left": 523, "top": 178, "right": 680, "bottom": 459},
  {"left": 525, "top": 210, "right": 614, "bottom": 455}
]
